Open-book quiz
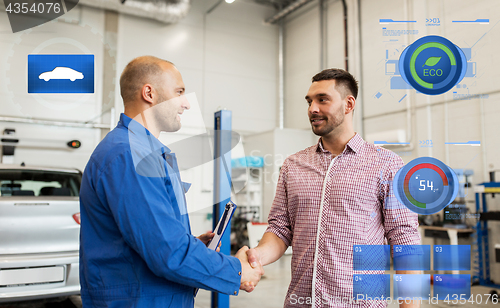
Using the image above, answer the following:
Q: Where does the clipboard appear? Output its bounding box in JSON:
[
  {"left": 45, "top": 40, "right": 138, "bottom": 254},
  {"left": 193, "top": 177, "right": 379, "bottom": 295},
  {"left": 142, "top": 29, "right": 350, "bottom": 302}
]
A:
[
  {"left": 207, "top": 201, "right": 237, "bottom": 250},
  {"left": 194, "top": 201, "right": 237, "bottom": 297}
]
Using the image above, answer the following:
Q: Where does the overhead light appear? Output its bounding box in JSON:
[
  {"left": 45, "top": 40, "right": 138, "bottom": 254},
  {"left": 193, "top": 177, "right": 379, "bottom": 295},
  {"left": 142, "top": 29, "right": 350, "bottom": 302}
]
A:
[{"left": 225, "top": 0, "right": 235, "bottom": 3}]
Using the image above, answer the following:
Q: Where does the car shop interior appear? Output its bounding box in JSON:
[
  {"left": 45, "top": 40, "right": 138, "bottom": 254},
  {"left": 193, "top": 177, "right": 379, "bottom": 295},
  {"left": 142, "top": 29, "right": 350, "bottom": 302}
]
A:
[{"left": 0, "top": 0, "right": 499, "bottom": 307}]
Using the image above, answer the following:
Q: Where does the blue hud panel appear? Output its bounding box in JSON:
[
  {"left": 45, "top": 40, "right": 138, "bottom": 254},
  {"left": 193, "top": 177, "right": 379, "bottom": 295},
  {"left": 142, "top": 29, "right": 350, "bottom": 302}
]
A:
[
  {"left": 390, "top": 76, "right": 413, "bottom": 89},
  {"left": 28, "top": 54, "right": 94, "bottom": 93},
  {"left": 433, "top": 274, "right": 471, "bottom": 300},
  {"left": 434, "top": 245, "right": 471, "bottom": 270},
  {"left": 393, "top": 245, "right": 431, "bottom": 270},
  {"left": 394, "top": 274, "right": 431, "bottom": 300},
  {"left": 465, "top": 62, "right": 476, "bottom": 78},
  {"left": 353, "top": 275, "right": 390, "bottom": 299},
  {"left": 385, "top": 60, "right": 400, "bottom": 75},
  {"left": 353, "top": 245, "right": 390, "bottom": 270}
]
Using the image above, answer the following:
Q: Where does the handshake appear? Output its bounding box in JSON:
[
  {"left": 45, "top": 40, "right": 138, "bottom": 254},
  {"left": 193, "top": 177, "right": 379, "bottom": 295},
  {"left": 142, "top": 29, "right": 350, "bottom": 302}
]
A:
[
  {"left": 197, "top": 232, "right": 265, "bottom": 293},
  {"left": 235, "top": 246, "right": 264, "bottom": 293}
]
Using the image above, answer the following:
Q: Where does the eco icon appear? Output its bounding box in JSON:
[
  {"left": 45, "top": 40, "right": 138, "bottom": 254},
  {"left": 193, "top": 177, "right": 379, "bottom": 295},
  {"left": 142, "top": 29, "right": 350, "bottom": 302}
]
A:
[
  {"left": 399, "top": 35, "right": 467, "bottom": 95},
  {"left": 423, "top": 57, "right": 441, "bottom": 67}
]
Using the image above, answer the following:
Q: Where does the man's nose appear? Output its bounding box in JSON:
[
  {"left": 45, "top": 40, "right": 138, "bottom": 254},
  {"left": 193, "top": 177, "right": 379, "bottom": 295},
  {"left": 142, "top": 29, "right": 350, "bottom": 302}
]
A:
[
  {"left": 309, "top": 101, "right": 320, "bottom": 114},
  {"left": 181, "top": 96, "right": 190, "bottom": 110}
]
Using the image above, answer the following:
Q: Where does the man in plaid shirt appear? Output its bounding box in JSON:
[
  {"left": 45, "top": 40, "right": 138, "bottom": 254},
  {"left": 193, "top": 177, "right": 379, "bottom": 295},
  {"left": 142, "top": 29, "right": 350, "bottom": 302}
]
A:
[{"left": 246, "top": 69, "right": 421, "bottom": 307}]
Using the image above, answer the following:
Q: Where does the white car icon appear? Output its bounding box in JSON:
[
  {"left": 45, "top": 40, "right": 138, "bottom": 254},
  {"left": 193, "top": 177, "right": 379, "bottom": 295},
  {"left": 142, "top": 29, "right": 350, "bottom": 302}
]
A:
[{"left": 38, "top": 67, "right": 84, "bottom": 82}]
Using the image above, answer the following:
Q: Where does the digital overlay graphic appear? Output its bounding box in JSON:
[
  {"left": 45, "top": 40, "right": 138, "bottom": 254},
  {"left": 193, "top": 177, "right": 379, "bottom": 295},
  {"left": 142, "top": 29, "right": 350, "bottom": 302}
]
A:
[
  {"left": 398, "top": 35, "right": 467, "bottom": 95},
  {"left": 27, "top": 54, "right": 94, "bottom": 93},
  {"left": 393, "top": 157, "right": 459, "bottom": 215}
]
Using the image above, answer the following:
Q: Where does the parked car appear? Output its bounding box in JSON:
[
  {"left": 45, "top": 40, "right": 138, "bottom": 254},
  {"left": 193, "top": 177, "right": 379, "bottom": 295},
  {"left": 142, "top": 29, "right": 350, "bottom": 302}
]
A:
[{"left": 0, "top": 164, "right": 81, "bottom": 303}]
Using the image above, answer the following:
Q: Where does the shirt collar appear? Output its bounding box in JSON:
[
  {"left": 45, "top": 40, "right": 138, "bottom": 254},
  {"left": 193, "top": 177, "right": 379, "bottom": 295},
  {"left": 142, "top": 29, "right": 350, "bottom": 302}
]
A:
[
  {"left": 316, "top": 133, "right": 363, "bottom": 155},
  {"left": 118, "top": 113, "right": 171, "bottom": 154}
]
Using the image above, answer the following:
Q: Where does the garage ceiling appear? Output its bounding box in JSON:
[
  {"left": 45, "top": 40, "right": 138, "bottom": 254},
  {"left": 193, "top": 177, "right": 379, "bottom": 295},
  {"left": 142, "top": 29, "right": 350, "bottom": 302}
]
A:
[{"left": 253, "top": 0, "right": 296, "bottom": 9}]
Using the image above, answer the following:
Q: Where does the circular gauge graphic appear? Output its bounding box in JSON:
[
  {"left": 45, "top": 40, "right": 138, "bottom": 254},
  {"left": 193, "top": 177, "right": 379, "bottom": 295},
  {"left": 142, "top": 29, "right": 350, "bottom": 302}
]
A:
[
  {"left": 399, "top": 35, "right": 467, "bottom": 95},
  {"left": 393, "top": 157, "right": 459, "bottom": 215}
]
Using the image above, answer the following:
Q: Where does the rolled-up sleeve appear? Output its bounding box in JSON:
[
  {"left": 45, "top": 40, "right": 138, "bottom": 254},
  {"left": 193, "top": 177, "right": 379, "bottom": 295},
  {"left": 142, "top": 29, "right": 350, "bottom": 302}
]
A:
[
  {"left": 95, "top": 151, "right": 242, "bottom": 295},
  {"left": 266, "top": 161, "right": 293, "bottom": 247},
  {"left": 381, "top": 156, "right": 421, "bottom": 246}
]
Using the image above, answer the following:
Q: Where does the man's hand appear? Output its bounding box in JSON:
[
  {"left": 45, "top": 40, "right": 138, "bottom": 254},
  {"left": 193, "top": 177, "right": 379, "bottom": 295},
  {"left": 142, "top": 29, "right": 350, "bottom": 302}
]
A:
[
  {"left": 197, "top": 231, "right": 221, "bottom": 252},
  {"left": 197, "top": 231, "right": 215, "bottom": 245},
  {"left": 246, "top": 248, "right": 265, "bottom": 275},
  {"left": 235, "top": 246, "right": 263, "bottom": 293}
]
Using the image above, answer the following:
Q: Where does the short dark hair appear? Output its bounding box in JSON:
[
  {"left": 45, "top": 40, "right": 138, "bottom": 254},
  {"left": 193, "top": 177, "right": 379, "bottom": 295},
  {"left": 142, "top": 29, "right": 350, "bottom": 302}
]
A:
[{"left": 312, "top": 68, "right": 358, "bottom": 99}]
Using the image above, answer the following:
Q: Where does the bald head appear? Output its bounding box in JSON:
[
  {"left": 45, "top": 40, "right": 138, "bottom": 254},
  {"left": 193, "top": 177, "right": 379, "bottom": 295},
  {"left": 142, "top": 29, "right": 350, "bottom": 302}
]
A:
[{"left": 119, "top": 56, "right": 175, "bottom": 105}]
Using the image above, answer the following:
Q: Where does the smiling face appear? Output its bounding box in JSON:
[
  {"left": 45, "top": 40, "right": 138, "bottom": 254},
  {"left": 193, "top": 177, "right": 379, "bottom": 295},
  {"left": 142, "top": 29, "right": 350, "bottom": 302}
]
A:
[
  {"left": 152, "top": 64, "right": 189, "bottom": 132},
  {"left": 305, "top": 79, "right": 348, "bottom": 137}
]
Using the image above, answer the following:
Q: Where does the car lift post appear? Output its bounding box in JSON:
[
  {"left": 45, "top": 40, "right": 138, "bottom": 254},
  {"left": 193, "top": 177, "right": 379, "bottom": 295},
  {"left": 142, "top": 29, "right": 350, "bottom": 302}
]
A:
[{"left": 212, "top": 110, "right": 232, "bottom": 308}]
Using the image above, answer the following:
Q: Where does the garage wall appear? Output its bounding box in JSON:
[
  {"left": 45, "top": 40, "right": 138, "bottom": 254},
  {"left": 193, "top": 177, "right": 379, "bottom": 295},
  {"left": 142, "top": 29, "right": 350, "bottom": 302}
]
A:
[
  {"left": 114, "top": 0, "right": 279, "bottom": 235},
  {"left": 0, "top": 0, "right": 279, "bottom": 235},
  {"left": 360, "top": 0, "right": 500, "bottom": 279},
  {"left": 0, "top": 0, "right": 278, "bottom": 172},
  {"left": 283, "top": 0, "right": 363, "bottom": 133},
  {"left": 283, "top": 1, "right": 320, "bottom": 130},
  {"left": 283, "top": 0, "right": 500, "bottom": 184},
  {"left": 283, "top": 0, "right": 500, "bottom": 281},
  {"left": 114, "top": 0, "right": 278, "bottom": 134},
  {"left": 0, "top": 5, "right": 105, "bottom": 171},
  {"left": 359, "top": 0, "right": 500, "bottom": 178}
]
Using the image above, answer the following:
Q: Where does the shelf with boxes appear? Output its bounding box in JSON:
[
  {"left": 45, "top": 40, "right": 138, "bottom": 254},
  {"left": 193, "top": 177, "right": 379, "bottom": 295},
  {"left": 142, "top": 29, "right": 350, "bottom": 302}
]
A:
[{"left": 231, "top": 156, "right": 264, "bottom": 222}]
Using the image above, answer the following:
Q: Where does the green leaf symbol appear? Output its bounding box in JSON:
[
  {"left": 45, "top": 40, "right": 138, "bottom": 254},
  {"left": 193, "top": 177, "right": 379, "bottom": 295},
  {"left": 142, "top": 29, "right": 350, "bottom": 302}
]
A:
[{"left": 423, "top": 56, "right": 441, "bottom": 67}]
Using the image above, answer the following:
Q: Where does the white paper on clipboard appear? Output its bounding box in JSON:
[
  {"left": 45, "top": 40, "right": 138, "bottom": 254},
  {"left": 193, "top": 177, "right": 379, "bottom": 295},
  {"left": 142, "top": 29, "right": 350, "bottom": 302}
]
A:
[{"left": 207, "top": 201, "right": 237, "bottom": 250}]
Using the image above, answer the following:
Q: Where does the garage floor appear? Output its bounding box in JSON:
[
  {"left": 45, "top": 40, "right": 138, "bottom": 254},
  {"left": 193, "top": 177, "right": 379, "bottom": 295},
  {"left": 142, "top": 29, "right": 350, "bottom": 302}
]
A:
[
  {"left": 194, "top": 254, "right": 292, "bottom": 308},
  {"left": 0, "top": 297, "right": 80, "bottom": 308},
  {"left": 2, "top": 255, "right": 498, "bottom": 307}
]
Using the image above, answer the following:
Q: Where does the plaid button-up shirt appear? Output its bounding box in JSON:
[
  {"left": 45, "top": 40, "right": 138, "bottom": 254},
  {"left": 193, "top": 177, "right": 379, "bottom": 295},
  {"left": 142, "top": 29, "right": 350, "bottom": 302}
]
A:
[{"left": 266, "top": 133, "right": 420, "bottom": 308}]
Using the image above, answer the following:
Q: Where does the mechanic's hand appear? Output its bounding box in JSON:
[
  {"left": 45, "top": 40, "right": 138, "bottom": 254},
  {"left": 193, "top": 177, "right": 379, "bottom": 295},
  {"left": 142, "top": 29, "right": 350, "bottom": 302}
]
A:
[
  {"left": 197, "top": 231, "right": 221, "bottom": 252},
  {"left": 235, "top": 246, "right": 263, "bottom": 293},
  {"left": 197, "top": 231, "right": 214, "bottom": 245}
]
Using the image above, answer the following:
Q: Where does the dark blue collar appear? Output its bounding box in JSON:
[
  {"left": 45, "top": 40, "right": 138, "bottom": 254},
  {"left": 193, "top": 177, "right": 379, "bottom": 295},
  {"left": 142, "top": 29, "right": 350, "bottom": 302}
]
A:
[{"left": 118, "top": 113, "right": 172, "bottom": 155}]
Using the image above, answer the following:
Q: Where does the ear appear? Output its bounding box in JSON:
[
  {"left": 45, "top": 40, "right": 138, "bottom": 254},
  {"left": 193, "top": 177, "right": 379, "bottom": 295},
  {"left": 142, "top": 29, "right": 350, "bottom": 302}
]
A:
[
  {"left": 141, "top": 84, "right": 155, "bottom": 105},
  {"left": 345, "top": 95, "right": 356, "bottom": 115}
]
